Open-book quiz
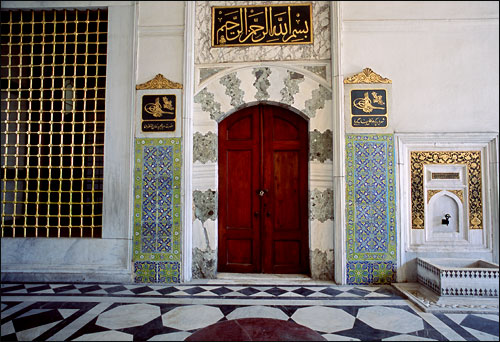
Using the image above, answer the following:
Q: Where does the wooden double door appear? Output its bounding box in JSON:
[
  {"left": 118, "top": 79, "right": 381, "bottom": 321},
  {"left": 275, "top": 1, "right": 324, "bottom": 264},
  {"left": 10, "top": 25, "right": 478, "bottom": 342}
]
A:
[{"left": 218, "top": 104, "right": 309, "bottom": 274}]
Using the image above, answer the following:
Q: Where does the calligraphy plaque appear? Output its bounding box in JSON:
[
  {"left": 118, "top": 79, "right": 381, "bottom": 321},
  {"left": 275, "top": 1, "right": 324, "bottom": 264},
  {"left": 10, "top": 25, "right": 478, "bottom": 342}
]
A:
[
  {"left": 141, "top": 94, "right": 176, "bottom": 132},
  {"left": 431, "top": 172, "right": 460, "bottom": 180},
  {"left": 350, "top": 89, "right": 388, "bottom": 128},
  {"left": 212, "top": 3, "right": 313, "bottom": 47}
]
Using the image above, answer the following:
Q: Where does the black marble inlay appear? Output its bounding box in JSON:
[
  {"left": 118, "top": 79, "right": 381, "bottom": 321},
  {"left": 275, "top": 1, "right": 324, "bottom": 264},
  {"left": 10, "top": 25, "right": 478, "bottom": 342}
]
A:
[
  {"left": 66, "top": 315, "right": 108, "bottom": 341},
  {"left": 156, "top": 286, "right": 179, "bottom": 295},
  {"left": 338, "top": 317, "right": 399, "bottom": 341},
  {"left": 25, "top": 284, "right": 51, "bottom": 293},
  {"left": 264, "top": 287, "right": 288, "bottom": 296},
  {"left": 292, "top": 287, "right": 316, "bottom": 297},
  {"left": 434, "top": 314, "right": 479, "bottom": 341},
  {"left": 77, "top": 285, "right": 103, "bottom": 293},
  {"left": 1, "top": 284, "right": 25, "bottom": 293},
  {"left": 52, "top": 285, "right": 78, "bottom": 294},
  {"left": 209, "top": 286, "right": 234, "bottom": 296},
  {"left": 347, "top": 288, "right": 372, "bottom": 297},
  {"left": 121, "top": 316, "right": 173, "bottom": 341},
  {"left": 103, "top": 285, "right": 128, "bottom": 294},
  {"left": 183, "top": 286, "right": 207, "bottom": 295},
  {"left": 319, "top": 287, "right": 342, "bottom": 296},
  {"left": 129, "top": 285, "right": 155, "bottom": 295},
  {"left": 411, "top": 320, "right": 449, "bottom": 341},
  {"left": 461, "top": 314, "right": 500, "bottom": 337},
  {"left": 238, "top": 287, "right": 260, "bottom": 296},
  {"left": 12, "top": 309, "right": 63, "bottom": 333}
]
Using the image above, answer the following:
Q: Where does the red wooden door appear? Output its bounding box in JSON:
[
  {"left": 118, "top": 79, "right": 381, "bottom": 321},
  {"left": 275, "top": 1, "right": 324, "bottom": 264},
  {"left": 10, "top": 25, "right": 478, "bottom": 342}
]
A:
[{"left": 218, "top": 104, "right": 309, "bottom": 274}]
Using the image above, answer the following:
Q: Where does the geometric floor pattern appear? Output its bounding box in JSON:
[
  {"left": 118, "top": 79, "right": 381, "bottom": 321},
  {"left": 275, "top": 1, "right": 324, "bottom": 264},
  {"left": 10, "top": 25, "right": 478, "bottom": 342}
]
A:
[{"left": 2, "top": 282, "right": 499, "bottom": 341}]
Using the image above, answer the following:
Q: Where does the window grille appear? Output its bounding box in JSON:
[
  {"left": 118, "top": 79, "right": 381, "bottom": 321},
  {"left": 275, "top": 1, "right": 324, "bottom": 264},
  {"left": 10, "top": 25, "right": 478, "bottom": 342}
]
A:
[{"left": 1, "top": 9, "right": 107, "bottom": 238}]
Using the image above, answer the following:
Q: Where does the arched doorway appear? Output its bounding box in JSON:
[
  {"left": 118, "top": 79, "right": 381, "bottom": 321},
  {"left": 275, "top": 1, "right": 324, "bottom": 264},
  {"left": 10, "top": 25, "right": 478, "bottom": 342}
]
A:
[{"left": 218, "top": 104, "right": 310, "bottom": 274}]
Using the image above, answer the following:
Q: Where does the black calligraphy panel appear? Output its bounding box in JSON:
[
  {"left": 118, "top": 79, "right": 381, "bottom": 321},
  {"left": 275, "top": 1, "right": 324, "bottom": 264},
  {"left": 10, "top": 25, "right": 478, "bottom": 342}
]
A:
[
  {"left": 351, "top": 116, "right": 387, "bottom": 128},
  {"left": 350, "top": 89, "right": 387, "bottom": 116},
  {"left": 350, "top": 89, "right": 388, "bottom": 128},
  {"left": 212, "top": 4, "right": 312, "bottom": 47},
  {"left": 142, "top": 121, "right": 176, "bottom": 132},
  {"left": 141, "top": 95, "right": 176, "bottom": 132}
]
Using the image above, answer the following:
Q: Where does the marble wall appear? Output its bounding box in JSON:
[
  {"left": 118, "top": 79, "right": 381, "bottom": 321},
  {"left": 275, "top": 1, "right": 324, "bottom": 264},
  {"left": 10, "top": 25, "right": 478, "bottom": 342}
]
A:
[{"left": 345, "top": 134, "right": 397, "bottom": 284}]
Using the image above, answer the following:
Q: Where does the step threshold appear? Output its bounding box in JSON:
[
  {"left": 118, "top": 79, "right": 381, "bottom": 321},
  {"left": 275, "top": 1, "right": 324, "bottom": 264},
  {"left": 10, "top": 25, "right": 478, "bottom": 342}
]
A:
[{"left": 188, "top": 273, "right": 337, "bottom": 286}]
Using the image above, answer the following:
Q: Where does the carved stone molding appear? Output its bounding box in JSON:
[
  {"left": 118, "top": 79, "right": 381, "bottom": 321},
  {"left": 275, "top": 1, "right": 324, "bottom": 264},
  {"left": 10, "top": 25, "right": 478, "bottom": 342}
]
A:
[
  {"left": 427, "top": 189, "right": 464, "bottom": 204},
  {"left": 343, "top": 68, "right": 392, "bottom": 84},
  {"left": 136, "top": 74, "right": 183, "bottom": 90}
]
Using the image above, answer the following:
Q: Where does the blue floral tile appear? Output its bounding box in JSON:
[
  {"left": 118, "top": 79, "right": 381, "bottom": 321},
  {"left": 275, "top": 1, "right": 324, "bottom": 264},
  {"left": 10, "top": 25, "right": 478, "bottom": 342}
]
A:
[
  {"left": 346, "top": 134, "right": 397, "bottom": 284},
  {"left": 133, "top": 138, "right": 182, "bottom": 283}
]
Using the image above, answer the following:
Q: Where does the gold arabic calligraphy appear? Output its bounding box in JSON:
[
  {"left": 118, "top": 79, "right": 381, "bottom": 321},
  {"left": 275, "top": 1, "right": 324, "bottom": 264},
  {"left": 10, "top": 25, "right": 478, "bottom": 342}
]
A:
[
  {"left": 213, "top": 5, "right": 312, "bottom": 47},
  {"left": 353, "top": 91, "right": 386, "bottom": 113},
  {"left": 144, "top": 96, "right": 174, "bottom": 118}
]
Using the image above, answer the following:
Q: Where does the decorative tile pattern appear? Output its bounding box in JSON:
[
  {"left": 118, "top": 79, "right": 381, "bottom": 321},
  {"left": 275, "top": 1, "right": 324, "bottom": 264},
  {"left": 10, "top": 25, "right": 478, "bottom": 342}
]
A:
[
  {"left": 0, "top": 282, "right": 401, "bottom": 298},
  {"left": 3, "top": 282, "right": 497, "bottom": 341},
  {"left": 346, "top": 134, "right": 397, "bottom": 284},
  {"left": 157, "top": 261, "right": 181, "bottom": 283},
  {"left": 133, "top": 138, "right": 182, "bottom": 283},
  {"left": 347, "top": 261, "right": 397, "bottom": 285},
  {"left": 134, "top": 261, "right": 156, "bottom": 283}
]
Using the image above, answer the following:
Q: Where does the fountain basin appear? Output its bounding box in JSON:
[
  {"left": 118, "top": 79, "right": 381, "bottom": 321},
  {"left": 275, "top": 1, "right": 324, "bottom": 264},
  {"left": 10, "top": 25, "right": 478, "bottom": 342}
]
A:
[{"left": 417, "top": 258, "right": 499, "bottom": 297}]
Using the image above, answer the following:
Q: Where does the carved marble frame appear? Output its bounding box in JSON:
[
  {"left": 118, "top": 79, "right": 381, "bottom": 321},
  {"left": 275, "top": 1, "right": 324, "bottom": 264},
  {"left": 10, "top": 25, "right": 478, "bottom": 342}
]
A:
[{"left": 190, "top": 63, "right": 335, "bottom": 280}]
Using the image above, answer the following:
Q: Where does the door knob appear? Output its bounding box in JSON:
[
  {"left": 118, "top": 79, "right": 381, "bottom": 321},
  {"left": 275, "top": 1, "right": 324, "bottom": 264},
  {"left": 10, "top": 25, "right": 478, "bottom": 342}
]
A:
[{"left": 257, "top": 189, "right": 268, "bottom": 197}]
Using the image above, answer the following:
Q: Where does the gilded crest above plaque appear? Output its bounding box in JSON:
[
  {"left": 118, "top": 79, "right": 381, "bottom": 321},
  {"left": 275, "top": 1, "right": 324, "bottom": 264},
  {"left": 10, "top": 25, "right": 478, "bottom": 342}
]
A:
[
  {"left": 344, "top": 68, "right": 392, "bottom": 84},
  {"left": 136, "top": 74, "right": 183, "bottom": 90}
]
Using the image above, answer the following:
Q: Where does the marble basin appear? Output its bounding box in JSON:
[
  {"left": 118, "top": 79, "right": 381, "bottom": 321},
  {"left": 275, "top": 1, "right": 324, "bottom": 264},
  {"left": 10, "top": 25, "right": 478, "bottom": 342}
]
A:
[{"left": 417, "top": 257, "right": 499, "bottom": 297}]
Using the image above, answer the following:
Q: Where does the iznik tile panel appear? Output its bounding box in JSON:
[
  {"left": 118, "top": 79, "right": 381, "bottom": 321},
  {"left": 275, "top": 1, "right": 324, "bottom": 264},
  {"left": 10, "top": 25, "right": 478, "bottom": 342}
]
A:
[
  {"left": 133, "top": 138, "right": 182, "bottom": 283},
  {"left": 346, "top": 134, "right": 397, "bottom": 284}
]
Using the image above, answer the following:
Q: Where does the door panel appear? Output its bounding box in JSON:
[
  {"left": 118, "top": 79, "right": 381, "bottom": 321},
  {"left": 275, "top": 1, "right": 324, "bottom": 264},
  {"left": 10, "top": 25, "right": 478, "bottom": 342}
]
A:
[
  {"left": 218, "top": 105, "right": 309, "bottom": 274},
  {"left": 218, "top": 107, "right": 260, "bottom": 273},
  {"left": 273, "top": 151, "right": 300, "bottom": 232},
  {"left": 272, "top": 116, "right": 299, "bottom": 141},
  {"left": 226, "top": 150, "right": 253, "bottom": 228}
]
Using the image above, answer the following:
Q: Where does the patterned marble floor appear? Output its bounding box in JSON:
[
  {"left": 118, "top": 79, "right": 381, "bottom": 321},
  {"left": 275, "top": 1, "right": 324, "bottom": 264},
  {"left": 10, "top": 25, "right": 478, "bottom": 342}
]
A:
[{"left": 1, "top": 282, "right": 498, "bottom": 341}]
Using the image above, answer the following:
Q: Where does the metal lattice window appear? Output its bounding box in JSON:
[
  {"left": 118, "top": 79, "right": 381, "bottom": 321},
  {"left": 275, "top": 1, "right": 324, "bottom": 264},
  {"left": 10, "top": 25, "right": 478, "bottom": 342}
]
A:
[{"left": 1, "top": 9, "right": 107, "bottom": 238}]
